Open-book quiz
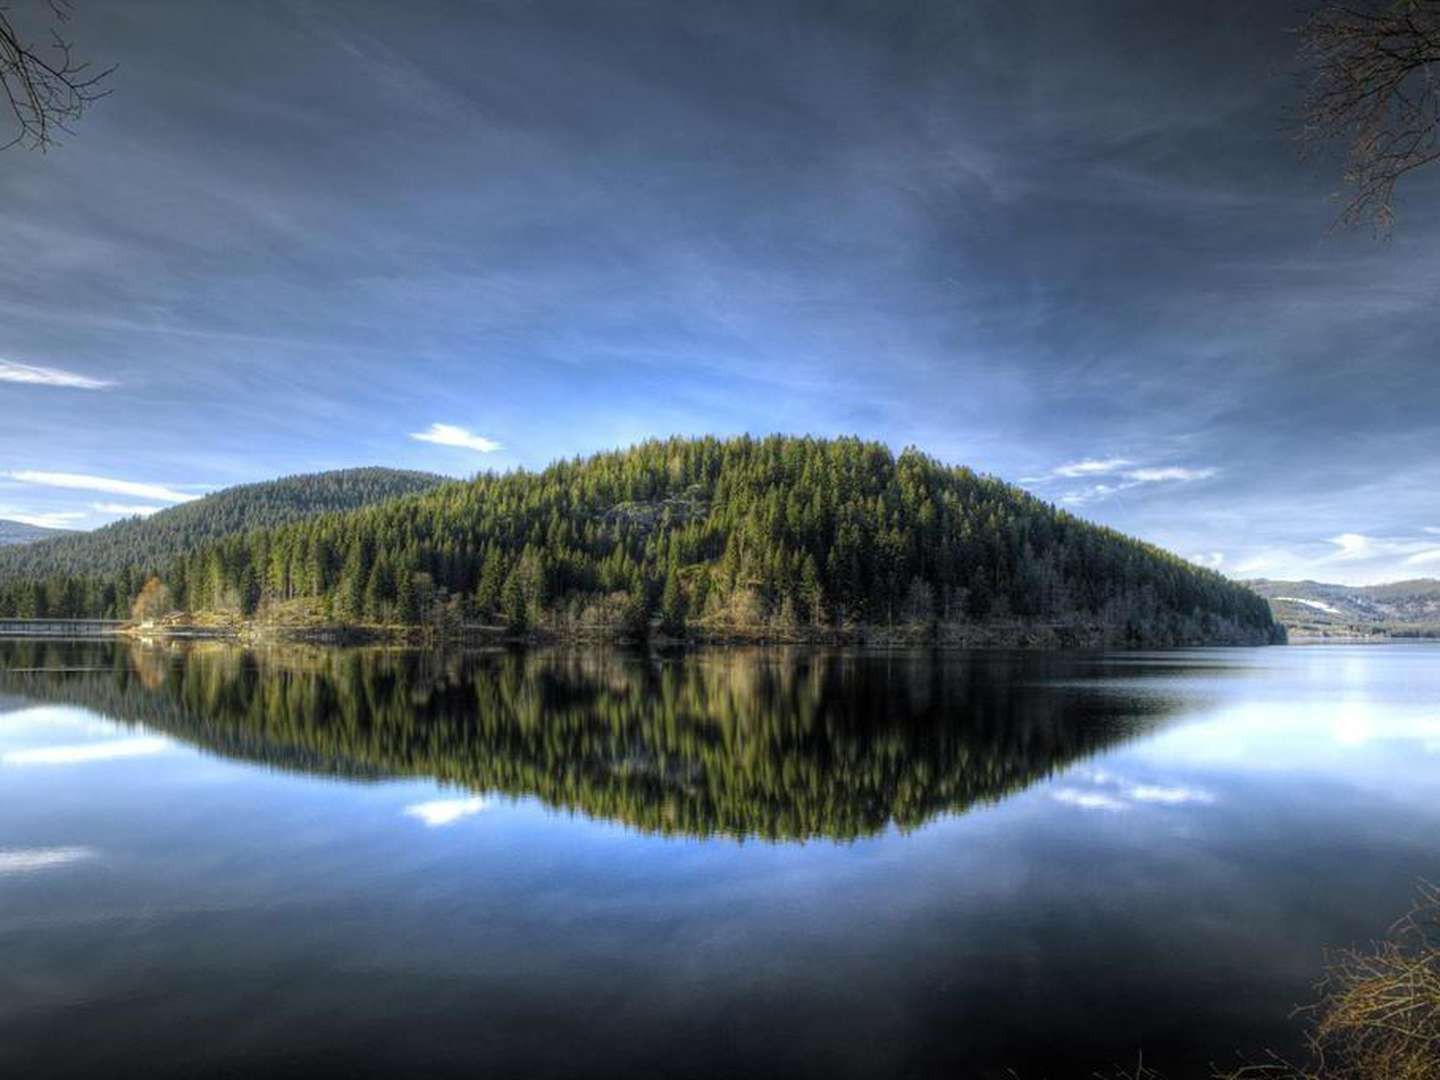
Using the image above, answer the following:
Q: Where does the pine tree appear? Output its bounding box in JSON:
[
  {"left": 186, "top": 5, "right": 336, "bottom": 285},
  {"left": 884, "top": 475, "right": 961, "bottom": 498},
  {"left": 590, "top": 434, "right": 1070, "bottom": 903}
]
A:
[{"left": 660, "top": 562, "right": 685, "bottom": 636}]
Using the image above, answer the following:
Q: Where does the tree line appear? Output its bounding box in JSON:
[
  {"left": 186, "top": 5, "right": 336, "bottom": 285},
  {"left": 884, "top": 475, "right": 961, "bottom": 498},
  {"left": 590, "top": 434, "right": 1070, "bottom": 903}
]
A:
[{"left": 0, "top": 436, "right": 1281, "bottom": 645}]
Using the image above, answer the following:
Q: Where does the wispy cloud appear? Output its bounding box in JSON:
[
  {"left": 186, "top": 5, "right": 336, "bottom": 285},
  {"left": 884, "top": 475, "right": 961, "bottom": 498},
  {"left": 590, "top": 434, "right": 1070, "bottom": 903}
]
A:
[
  {"left": 1055, "top": 457, "right": 1132, "bottom": 478},
  {"left": 1022, "top": 457, "right": 1132, "bottom": 482},
  {"left": 1039, "top": 460, "right": 1219, "bottom": 506},
  {"left": 7, "top": 471, "right": 198, "bottom": 504},
  {"left": 404, "top": 796, "right": 490, "bottom": 826},
  {"left": 1234, "top": 531, "right": 1440, "bottom": 584},
  {"left": 1190, "top": 551, "right": 1225, "bottom": 569},
  {"left": 1126, "top": 466, "right": 1217, "bottom": 483},
  {"left": 1329, "top": 532, "right": 1440, "bottom": 566},
  {"left": 409, "top": 423, "right": 502, "bottom": 454},
  {"left": 0, "top": 360, "right": 112, "bottom": 390},
  {"left": 92, "top": 502, "right": 164, "bottom": 517},
  {"left": 3, "top": 736, "right": 172, "bottom": 766},
  {"left": 0, "top": 846, "right": 97, "bottom": 875},
  {"left": 0, "top": 510, "right": 85, "bottom": 529}
]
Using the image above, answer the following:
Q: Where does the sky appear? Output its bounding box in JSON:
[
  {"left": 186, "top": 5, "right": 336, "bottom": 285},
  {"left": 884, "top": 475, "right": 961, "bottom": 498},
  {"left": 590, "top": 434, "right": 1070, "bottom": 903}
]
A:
[{"left": 0, "top": 0, "right": 1437, "bottom": 585}]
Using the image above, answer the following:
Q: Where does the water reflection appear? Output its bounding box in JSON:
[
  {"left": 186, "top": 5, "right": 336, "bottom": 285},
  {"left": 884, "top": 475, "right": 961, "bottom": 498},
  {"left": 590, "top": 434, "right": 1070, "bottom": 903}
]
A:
[
  {"left": 2, "top": 640, "right": 1438, "bottom": 1080},
  {"left": 0, "top": 846, "right": 96, "bottom": 876},
  {"left": 0, "top": 640, "right": 1191, "bottom": 841}
]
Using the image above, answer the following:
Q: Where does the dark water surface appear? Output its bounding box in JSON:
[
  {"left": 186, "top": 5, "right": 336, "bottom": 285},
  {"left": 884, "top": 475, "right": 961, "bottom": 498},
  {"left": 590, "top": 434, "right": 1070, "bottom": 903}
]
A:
[{"left": 1, "top": 641, "right": 1436, "bottom": 1079}]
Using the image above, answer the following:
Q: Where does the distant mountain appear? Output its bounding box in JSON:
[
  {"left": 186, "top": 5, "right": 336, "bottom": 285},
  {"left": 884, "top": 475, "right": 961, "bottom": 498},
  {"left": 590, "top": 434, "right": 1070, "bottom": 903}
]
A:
[
  {"left": 0, "top": 436, "right": 1282, "bottom": 647},
  {"left": 0, "top": 467, "right": 451, "bottom": 585},
  {"left": 0, "top": 520, "right": 70, "bottom": 546},
  {"left": 1247, "top": 578, "right": 1440, "bottom": 639}
]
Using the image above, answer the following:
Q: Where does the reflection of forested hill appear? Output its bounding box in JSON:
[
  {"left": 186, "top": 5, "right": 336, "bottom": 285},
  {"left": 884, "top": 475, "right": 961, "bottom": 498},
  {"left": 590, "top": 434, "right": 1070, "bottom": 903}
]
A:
[{"left": 0, "top": 642, "right": 1185, "bottom": 841}]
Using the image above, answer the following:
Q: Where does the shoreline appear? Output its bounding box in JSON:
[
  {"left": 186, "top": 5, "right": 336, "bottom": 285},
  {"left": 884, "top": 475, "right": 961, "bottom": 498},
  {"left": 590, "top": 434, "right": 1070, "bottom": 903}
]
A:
[{"left": 117, "top": 617, "right": 1283, "bottom": 649}]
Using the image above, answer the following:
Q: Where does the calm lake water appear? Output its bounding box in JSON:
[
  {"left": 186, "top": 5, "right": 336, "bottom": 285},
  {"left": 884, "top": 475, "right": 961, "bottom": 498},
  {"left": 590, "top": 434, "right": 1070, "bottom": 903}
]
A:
[{"left": 1, "top": 640, "right": 1436, "bottom": 1079}]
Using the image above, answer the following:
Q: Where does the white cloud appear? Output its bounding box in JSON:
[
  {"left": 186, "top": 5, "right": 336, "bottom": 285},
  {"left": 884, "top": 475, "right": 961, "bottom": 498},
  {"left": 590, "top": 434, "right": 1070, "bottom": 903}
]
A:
[
  {"left": 1032, "top": 458, "right": 1217, "bottom": 505},
  {"left": 404, "top": 796, "right": 490, "bottom": 826},
  {"left": 0, "top": 360, "right": 112, "bottom": 389},
  {"left": 1426, "top": 527, "right": 1440, "bottom": 536},
  {"left": 1055, "top": 457, "right": 1132, "bottom": 478},
  {"left": 1022, "top": 457, "right": 1131, "bottom": 483},
  {"left": 3, "top": 736, "right": 172, "bottom": 766},
  {"left": 0, "top": 846, "right": 97, "bottom": 875},
  {"left": 1324, "top": 533, "right": 1440, "bottom": 569},
  {"left": 409, "top": 423, "right": 502, "bottom": 453},
  {"left": 1190, "top": 551, "right": 1225, "bottom": 569},
  {"left": 1125, "top": 466, "right": 1217, "bottom": 483},
  {"left": 1329, "top": 532, "right": 1375, "bottom": 560},
  {"left": 1229, "top": 529, "right": 1440, "bottom": 585},
  {"left": 7, "top": 471, "right": 197, "bottom": 504},
  {"left": 92, "top": 502, "right": 164, "bottom": 517},
  {"left": 0, "top": 510, "right": 85, "bottom": 529}
]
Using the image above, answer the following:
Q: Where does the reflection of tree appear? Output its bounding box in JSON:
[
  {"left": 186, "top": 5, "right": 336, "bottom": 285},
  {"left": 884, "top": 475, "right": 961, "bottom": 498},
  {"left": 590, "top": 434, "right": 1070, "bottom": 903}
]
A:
[{"left": 0, "top": 641, "right": 1179, "bottom": 841}]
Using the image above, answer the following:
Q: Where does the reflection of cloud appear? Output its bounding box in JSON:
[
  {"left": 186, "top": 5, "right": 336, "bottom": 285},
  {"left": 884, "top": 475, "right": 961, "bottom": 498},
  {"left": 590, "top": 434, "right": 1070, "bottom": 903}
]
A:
[
  {"left": 1332, "top": 710, "right": 1440, "bottom": 749},
  {"left": 1052, "top": 772, "right": 1216, "bottom": 811},
  {"left": 1126, "top": 784, "right": 1215, "bottom": 805},
  {"left": 404, "top": 797, "right": 490, "bottom": 826},
  {"left": 3, "top": 736, "right": 171, "bottom": 766},
  {"left": 1051, "top": 787, "right": 1129, "bottom": 812},
  {"left": 0, "top": 846, "right": 96, "bottom": 875}
]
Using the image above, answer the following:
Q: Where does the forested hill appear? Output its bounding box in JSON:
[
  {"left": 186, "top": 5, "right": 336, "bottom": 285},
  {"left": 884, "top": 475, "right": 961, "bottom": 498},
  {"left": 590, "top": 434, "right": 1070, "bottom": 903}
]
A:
[
  {"left": 0, "top": 437, "right": 1281, "bottom": 646},
  {"left": 1248, "top": 578, "right": 1440, "bottom": 639},
  {"left": 0, "top": 520, "right": 70, "bottom": 546},
  {"left": 0, "top": 467, "right": 448, "bottom": 586}
]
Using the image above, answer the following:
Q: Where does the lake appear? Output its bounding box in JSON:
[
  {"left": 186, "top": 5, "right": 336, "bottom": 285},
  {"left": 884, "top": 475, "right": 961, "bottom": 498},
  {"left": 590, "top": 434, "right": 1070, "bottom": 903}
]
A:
[{"left": 1, "top": 640, "right": 1436, "bottom": 1079}]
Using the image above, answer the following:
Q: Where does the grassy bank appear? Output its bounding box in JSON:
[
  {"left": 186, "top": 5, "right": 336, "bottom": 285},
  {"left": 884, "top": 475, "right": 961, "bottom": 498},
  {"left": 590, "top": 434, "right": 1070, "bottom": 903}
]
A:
[{"left": 1089, "top": 886, "right": 1439, "bottom": 1080}]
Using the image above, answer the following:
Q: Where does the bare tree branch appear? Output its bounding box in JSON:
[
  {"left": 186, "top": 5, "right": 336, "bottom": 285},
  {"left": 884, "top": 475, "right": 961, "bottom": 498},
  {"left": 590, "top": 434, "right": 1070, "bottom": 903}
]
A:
[
  {"left": 1297, "top": 0, "right": 1440, "bottom": 233},
  {"left": 0, "top": 0, "right": 112, "bottom": 153}
]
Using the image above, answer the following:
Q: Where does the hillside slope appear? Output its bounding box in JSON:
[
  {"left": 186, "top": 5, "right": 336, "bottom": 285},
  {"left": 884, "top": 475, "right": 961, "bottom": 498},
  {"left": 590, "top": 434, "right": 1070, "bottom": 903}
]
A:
[
  {"left": 0, "top": 520, "right": 70, "bottom": 546},
  {"left": 0, "top": 436, "right": 1281, "bottom": 646},
  {"left": 0, "top": 467, "right": 449, "bottom": 588},
  {"left": 1248, "top": 578, "right": 1440, "bottom": 639}
]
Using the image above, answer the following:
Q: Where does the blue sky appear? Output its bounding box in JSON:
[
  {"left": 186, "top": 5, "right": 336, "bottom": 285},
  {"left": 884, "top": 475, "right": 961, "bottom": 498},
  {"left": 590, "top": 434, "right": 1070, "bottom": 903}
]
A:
[{"left": 1, "top": 0, "right": 1437, "bottom": 584}]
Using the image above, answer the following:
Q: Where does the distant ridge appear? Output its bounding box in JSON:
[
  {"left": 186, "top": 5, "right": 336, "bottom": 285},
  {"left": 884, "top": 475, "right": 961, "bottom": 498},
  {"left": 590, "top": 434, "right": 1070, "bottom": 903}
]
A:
[
  {"left": 0, "top": 520, "right": 71, "bottom": 547},
  {"left": 0, "top": 467, "right": 450, "bottom": 582},
  {"left": 0, "top": 436, "right": 1281, "bottom": 647},
  {"left": 1248, "top": 578, "right": 1440, "bottom": 639}
]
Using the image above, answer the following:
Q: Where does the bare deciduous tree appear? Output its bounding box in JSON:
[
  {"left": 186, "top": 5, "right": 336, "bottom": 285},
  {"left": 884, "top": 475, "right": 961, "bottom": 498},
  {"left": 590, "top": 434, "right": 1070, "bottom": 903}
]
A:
[
  {"left": 0, "top": 0, "right": 111, "bottom": 152},
  {"left": 1298, "top": 0, "right": 1440, "bottom": 232}
]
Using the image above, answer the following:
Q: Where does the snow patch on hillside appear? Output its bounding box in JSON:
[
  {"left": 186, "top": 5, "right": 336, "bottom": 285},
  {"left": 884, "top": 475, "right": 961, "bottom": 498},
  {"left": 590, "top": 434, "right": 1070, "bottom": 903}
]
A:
[{"left": 1274, "top": 596, "right": 1343, "bottom": 615}]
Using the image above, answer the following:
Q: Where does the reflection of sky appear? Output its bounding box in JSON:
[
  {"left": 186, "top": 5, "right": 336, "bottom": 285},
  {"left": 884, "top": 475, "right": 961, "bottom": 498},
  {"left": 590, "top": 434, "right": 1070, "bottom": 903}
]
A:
[
  {"left": 0, "top": 846, "right": 96, "bottom": 876},
  {"left": 0, "top": 645, "right": 1437, "bottom": 1080}
]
